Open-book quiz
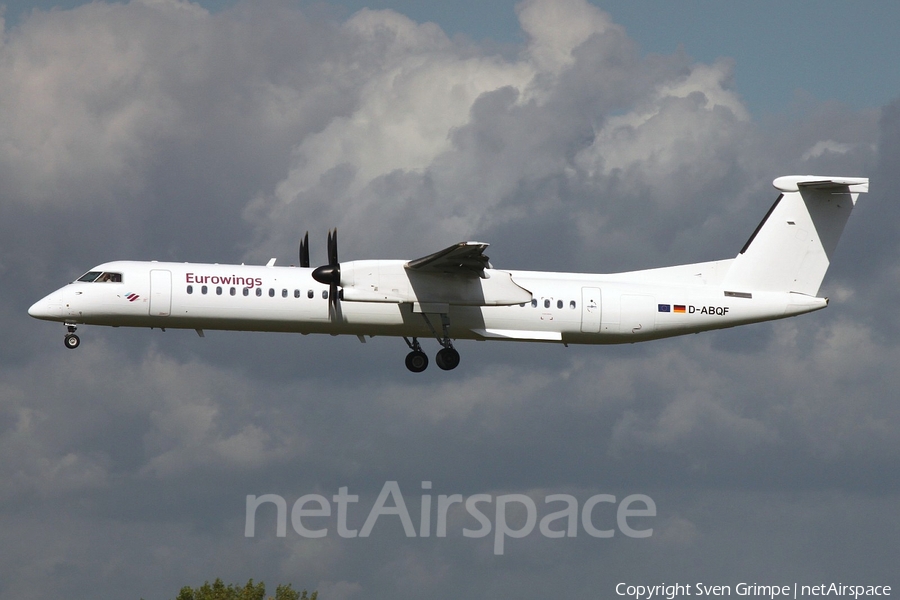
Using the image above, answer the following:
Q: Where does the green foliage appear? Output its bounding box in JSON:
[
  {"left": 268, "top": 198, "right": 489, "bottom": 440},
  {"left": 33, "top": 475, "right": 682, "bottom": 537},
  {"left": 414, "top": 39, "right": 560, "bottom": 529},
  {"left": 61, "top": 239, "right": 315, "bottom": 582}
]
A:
[{"left": 170, "top": 578, "right": 316, "bottom": 600}]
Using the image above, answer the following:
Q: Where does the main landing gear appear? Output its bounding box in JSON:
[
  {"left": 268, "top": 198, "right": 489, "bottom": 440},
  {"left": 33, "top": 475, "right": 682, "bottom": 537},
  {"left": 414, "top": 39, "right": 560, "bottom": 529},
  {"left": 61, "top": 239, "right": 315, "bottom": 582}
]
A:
[
  {"left": 404, "top": 338, "right": 429, "bottom": 372},
  {"left": 64, "top": 324, "right": 80, "bottom": 349},
  {"left": 403, "top": 337, "right": 460, "bottom": 372},
  {"left": 403, "top": 311, "right": 460, "bottom": 372},
  {"left": 435, "top": 347, "right": 461, "bottom": 370}
]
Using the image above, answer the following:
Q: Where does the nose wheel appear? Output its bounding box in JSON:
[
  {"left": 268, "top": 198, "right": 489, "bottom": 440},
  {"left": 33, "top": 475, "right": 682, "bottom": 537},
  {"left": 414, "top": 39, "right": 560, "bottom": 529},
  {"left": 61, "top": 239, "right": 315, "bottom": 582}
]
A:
[{"left": 64, "top": 325, "right": 80, "bottom": 349}]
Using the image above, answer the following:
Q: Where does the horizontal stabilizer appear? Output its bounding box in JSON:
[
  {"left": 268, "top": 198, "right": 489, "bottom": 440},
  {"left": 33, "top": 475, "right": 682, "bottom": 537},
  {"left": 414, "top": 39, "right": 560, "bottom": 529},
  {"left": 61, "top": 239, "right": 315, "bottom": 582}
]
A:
[{"left": 773, "top": 175, "right": 869, "bottom": 194}]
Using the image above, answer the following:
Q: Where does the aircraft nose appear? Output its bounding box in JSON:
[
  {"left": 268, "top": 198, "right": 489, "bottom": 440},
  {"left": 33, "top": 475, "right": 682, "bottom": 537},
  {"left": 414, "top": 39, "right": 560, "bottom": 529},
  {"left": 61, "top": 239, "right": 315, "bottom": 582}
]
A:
[{"left": 28, "top": 290, "right": 65, "bottom": 320}]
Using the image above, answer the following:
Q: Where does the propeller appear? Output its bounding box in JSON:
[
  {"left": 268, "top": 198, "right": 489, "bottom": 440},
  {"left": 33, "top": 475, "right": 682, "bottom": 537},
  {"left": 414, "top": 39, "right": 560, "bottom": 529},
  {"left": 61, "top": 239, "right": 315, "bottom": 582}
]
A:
[
  {"left": 299, "top": 231, "right": 309, "bottom": 268},
  {"left": 312, "top": 228, "right": 341, "bottom": 307}
]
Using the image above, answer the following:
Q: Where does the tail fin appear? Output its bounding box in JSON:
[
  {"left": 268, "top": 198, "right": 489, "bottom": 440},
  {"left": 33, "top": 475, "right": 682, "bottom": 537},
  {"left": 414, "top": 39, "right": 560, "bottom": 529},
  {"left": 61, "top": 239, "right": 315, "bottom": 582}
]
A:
[{"left": 722, "top": 175, "right": 868, "bottom": 296}]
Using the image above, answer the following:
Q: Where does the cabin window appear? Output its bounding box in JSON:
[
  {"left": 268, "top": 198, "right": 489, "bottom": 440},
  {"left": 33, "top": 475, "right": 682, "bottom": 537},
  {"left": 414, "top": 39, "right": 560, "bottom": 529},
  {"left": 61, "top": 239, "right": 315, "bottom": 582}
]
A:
[
  {"left": 282, "top": 289, "right": 288, "bottom": 298},
  {"left": 216, "top": 286, "right": 222, "bottom": 295},
  {"left": 230, "top": 287, "right": 236, "bottom": 296},
  {"left": 308, "top": 290, "right": 314, "bottom": 299},
  {"left": 268, "top": 288, "right": 275, "bottom": 297},
  {"left": 531, "top": 299, "right": 538, "bottom": 308},
  {"left": 243, "top": 288, "right": 249, "bottom": 297},
  {"left": 557, "top": 300, "right": 563, "bottom": 309},
  {"left": 322, "top": 290, "right": 329, "bottom": 300},
  {"left": 570, "top": 300, "right": 576, "bottom": 309},
  {"left": 544, "top": 299, "right": 551, "bottom": 309},
  {"left": 201, "top": 285, "right": 208, "bottom": 295},
  {"left": 256, "top": 288, "right": 262, "bottom": 297},
  {"left": 294, "top": 289, "right": 301, "bottom": 298},
  {"left": 187, "top": 285, "right": 193, "bottom": 294}
]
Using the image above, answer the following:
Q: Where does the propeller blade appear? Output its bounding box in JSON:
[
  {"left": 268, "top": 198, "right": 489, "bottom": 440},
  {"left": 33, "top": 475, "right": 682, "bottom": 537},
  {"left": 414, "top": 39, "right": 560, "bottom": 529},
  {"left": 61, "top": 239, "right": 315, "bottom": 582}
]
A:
[
  {"left": 299, "top": 231, "right": 309, "bottom": 268},
  {"left": 311, "top": 228, "right": 341, "bottom": 294},
  {"left": 328, "top": 228, "right": 338, "bottom": 266},
  {"left": 328, "top": 229, "right": 340, "bottom": 308}
]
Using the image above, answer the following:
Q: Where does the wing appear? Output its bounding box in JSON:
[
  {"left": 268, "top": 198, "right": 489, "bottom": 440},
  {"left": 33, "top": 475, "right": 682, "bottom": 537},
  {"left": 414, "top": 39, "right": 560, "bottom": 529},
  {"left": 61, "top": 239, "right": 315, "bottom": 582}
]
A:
[
  {"left": 405, "top": 241, "right": 491, "bottom": 277},
  {"left": 402, "top": 241, "right": 530, "bottom": 306}
]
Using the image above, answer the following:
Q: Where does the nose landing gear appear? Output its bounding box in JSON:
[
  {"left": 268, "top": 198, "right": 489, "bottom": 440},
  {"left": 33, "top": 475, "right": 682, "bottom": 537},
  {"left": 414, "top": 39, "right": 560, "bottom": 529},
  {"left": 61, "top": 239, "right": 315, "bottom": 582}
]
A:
[{"left": 64, "top": 324, "right": 80, "bottom": 349}]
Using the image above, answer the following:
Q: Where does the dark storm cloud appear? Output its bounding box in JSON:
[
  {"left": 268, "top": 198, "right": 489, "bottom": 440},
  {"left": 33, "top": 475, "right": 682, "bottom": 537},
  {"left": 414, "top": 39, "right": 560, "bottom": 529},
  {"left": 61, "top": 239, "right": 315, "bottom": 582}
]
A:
[{"left": 1, "top": 0, "right": 897, "bottom": 598}]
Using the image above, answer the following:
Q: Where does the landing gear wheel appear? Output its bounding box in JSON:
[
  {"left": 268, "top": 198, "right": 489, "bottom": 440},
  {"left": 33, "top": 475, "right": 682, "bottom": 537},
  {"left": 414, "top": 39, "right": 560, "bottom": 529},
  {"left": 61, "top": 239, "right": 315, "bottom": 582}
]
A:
[
  {"left": 64, "top": 333, "right": 81, "bottom": 349},
  {"left": 405, "top": 350, "right": 429, "bottom": 373},
  {"left": 435, "top": 347, "right": 460, "bottom": 371}
]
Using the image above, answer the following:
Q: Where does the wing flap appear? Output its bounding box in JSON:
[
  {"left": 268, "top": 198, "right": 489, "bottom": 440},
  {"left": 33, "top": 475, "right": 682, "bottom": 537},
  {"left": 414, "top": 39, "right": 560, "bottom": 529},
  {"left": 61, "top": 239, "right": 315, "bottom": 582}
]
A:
[{"left": 472, "top": 328, "right": 562, "bottom": 341}]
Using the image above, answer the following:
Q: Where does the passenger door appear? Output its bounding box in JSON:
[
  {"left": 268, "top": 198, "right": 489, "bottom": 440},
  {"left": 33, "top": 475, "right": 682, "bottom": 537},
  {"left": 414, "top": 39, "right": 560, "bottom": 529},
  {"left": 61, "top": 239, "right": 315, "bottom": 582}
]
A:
[{"left": 149, "top": 269, "right": 172, "bottom": 317}]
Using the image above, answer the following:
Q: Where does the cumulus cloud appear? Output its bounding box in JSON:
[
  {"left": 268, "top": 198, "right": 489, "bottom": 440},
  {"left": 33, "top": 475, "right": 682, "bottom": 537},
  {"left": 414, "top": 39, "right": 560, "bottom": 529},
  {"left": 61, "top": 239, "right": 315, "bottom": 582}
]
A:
[
  {"left": 1, "top": 0, "right": 896, "bottom": 598},
  {"left": 0, "top": 0, "right": 202, "bottom": 205},
  {"left": 244, "top": 0, "right": 770, "bottom": 269}
]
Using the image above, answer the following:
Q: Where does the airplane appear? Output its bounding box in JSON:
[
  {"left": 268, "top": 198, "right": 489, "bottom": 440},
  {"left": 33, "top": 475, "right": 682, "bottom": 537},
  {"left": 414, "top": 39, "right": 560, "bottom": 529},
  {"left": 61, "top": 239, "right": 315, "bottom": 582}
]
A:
[{"left": 28, "top": 175, "right": 868, "bottom": 372}]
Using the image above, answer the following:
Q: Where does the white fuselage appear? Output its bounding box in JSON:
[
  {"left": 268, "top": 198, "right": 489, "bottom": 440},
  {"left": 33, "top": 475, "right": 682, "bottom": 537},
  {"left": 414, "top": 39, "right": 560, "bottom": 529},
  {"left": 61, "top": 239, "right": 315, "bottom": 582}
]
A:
[{"left": 28, "top": 259, "right": 827, "bottom": 345}]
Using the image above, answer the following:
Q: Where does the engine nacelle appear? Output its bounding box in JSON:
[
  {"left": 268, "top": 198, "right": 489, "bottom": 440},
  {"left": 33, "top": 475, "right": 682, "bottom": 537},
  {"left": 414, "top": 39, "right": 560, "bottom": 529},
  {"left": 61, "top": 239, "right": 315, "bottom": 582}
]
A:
[{"left": 339, "top": 260, "right": 409, "bottom": 302}]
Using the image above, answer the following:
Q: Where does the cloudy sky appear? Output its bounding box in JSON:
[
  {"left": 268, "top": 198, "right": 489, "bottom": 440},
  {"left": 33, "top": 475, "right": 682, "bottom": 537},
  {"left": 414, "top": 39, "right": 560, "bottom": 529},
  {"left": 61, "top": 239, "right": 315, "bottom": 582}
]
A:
[{"left": 3, "top": 1, "right": 900, "bottom": 598}]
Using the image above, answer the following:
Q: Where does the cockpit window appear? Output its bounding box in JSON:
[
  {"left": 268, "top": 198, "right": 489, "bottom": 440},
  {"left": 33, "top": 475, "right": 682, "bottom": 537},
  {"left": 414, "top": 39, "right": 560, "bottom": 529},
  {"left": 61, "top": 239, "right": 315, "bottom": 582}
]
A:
[
  {"left": 77, "top": 271, "right": 103, "bottom": 282},
  {"left": 77, "top": 271, "right": 122, "bottom": 283}
]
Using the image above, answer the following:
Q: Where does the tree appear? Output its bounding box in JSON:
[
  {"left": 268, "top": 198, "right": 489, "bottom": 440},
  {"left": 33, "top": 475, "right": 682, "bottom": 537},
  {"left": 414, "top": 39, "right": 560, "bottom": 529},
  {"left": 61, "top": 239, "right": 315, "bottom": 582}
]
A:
[{"left": 168, "top": 578, "right": 316, "bottom": 600}]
